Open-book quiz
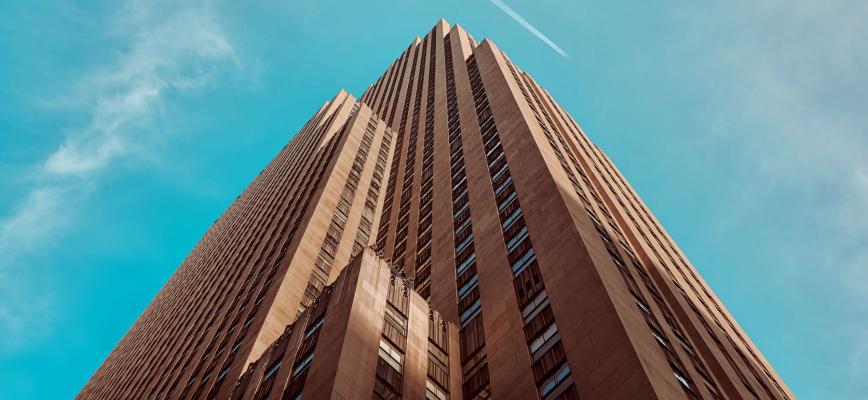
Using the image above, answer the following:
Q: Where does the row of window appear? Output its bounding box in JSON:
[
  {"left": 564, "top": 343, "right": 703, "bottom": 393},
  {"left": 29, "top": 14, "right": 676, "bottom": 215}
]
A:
[
  {"left": 428, "top": 310, "right": 451, "bottom": 400},
  {"left": 298, "top": 113, "right": 378, "bottom": 317},
  {"left": 247, "top": 325, "right": 291, "bottom": 400},
  {"left": 224, "top": 278, "right": 332, "bottom": 400},
  {"left": 351, "top": 119, "right": 393, "bottom": 256},
  {"left": 505, "top": 57, "right": 725, "bottom": 400},
  {"left": 444, "top": 36, "right": 492, "bottom": 400},
  {"left": 572, "top": 113, "right": 787, "bottom": 399},
  {"left": 518, "top": 62, "right": 761, "bottom": 399},
  {"left": 283, "top": 287, "right": 332, "bottom": 399},
  {"left": 157, "top": 126, "right": 312, "bottom": 397},
  {"left": 153, "top": 110, "right": 353, "bottom": 400},
  {"left": 384, "top": 44, "right": 415, "bottom": 129},
  {"left": 363, "top": 52, "right": 396, "bottom": 113},
  {"left": 374, "top": 52, "right": 403, "bottom": 117},
  {"left": 376, "top": 41, "right": 422, "bottom": 254},
  {"left": 467, "top": 55, "right": 577, "bottom": 400},
  {"left": 368, "top": 43, "right": 407, "bottom": 118},
  {"left": 413, "top": 31, "right": 438, "bottom": 301},
  {"left": 374, "top": 274, "right": 412, "bottom": 399},
  {"left": 391, "top": 35, "right": 430, "bottom": 271},
  {"left": 525, "top": 72, "right": 735, "bottom": 396}
]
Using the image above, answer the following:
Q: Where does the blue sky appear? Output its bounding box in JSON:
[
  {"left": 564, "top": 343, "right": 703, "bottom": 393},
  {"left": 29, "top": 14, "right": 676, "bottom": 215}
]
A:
[{"left": 1, "top": 1, "right": 866, "bottom": 398}]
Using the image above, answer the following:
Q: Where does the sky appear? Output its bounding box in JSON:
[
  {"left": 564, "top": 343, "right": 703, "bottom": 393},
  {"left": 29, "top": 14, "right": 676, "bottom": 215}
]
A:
[{"left": 1, "top": 0, "right": 866, "bottom": 398}]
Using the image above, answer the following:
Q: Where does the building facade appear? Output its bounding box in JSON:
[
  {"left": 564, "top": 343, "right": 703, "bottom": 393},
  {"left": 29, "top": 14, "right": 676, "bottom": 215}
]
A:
[
  {"left": 79, "top": 20, "right": 794, "bottom": 400},
  {"left": 228, "top": 248, "right": 460, "bottom": 400}
]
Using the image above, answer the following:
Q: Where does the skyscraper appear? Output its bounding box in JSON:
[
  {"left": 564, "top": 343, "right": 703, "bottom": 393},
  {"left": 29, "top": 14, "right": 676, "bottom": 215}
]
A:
[{"left": 79, "top": 20, "right": 794, "bottom": 400}]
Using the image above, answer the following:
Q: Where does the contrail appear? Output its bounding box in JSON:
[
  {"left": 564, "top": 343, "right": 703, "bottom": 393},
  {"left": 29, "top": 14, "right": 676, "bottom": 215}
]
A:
[{"left": 488, "top": 0, "right": 569, "bottom": 58}]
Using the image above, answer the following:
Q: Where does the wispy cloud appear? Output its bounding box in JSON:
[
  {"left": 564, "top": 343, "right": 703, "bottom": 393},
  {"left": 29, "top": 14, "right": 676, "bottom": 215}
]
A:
[
  {"left": 0, "top": 187, "right": 79, "bottom": 262},
  {"left": 488, "top": 0, "right": 569, "bottom": 58},
  {"left": 0, "top": 0, "right": 238, "bottom": 351},
  {"left": 0, "top": 266, "right": 55, "bottom": 353},
  {"left": 681, "top": 0, "right": 868, "bottom": 396}
]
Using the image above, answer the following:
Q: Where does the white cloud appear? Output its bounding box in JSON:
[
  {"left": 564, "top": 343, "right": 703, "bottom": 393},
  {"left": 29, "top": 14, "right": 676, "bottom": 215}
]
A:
[
  {"left": 0, "top": 187, "right": 76, "bottom": 261},
  {"left": 685, "top": 0, "right": 868, "bottom": 396},
  {"left": 44, "top": 4, "right": 237, "bottom": 177},
  {"left": 0, "top": 281, "right": 54, "bottom": 353},
  {"left": 0, "top": 0, "right": 238, "bottom": 351}
]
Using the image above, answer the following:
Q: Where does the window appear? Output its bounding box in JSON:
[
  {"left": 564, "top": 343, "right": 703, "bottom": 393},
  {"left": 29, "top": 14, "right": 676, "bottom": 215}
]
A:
[
  {"left": 453, "top": 201, "right": 470, "bottom": 222},
  {"left": 498, "top": 191, "right": 518, "bottom": 212},
  {"left": 512, "top": 248, "right": 536, "bottom": 275},
  {"left": 305, "top": 318, "right": 325, "bottom": 338},
  {"left": 263, "top": 360, "right": 281, "bottom": 381},
  {"left": 452, "top": 174, "right": 468, "bottom": 193},
  {"left": 230, "top": 339, "right": 243, "bottom": 354},
  {"left": 293, "top": 353, "right": 314, "bottom": 376},
  {"left": 460, "top": 298, "right": 482, "bottom": 326},
  {"left": 529, "top": 323, "right": 558, "bottom": 354},
  {"left": 532, "top": 342, "right": 568, "bottom": 385},
  {"left": 384, "top": 306, "right": 407, "bottom": 336},
  {"left": 514, "top": 261, "right": 544, "bottom": 307},
  {"left": 214, "top": 341, "right": 226, "bottom": 359},
  {"left": 674, "top": 371, "right": 692, "bottom": 390},
  {"left": 539, "top": 362, "right": 571, "bottom": 396},
  {"left": 454, "top": 217, "right": 472, "bottom": 238},
  {"left": 491, "top": 161, "right": 509, "bottom": 183},
  {"left": 494, "top": 175, "right": 513, "bottom": 197},
  {"left": 457, "top": 262, "right": 477, "bottom": 289},
  {"left": 456, "top": 253, "right": 476, "bottom": 276},
  {"left": 522, "top": 290, "right": 549, "bottom": 321},
  {"left": 217, "top": 367, "right": 230, "bottom": 382},
  {"left": 501, "top": 207, "right": 523, "bottom": 230},
  {"left": 426, "top": 380, "right": 448, "bottom": 400},
  {"left": 379, "top": 339, "right": 403, "bottom": 371},
  {"left": 458, "top": 275, "right": 479, "bottom": 300},
  {"left": 456, "top": 234, "right": 474, "bottom": 254},
  {"left": 633, "top": 297, "right": 651, "bottom": 315},
  {"left": 506, "top": 226, "right": 529, "bottom": 253},
  {"left": 652, "top": 331, "right": 668, "bottom": 348}
]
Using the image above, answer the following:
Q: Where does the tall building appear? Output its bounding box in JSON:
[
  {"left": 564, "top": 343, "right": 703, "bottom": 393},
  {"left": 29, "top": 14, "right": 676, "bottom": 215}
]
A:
[{"left": 79, "top": 20, "right": 794, "bottom": 400}]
